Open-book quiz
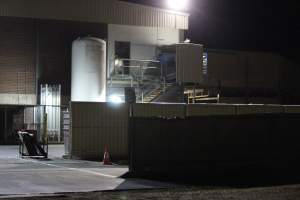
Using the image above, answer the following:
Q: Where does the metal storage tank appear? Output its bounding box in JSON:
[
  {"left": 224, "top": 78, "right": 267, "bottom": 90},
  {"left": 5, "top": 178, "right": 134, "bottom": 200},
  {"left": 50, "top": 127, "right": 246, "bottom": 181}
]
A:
[{"left": 71, "top": 37, "right": 106, "bottom": 102}]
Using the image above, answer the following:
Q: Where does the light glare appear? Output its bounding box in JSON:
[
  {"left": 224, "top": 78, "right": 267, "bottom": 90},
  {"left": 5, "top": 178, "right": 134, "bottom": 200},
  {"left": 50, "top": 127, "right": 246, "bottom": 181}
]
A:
[
  {"left": 108, "top": 95, "right": 123, "bottom": 104},
  {"left": 167, "top": 0, "right": 188, "bottom": 11}
]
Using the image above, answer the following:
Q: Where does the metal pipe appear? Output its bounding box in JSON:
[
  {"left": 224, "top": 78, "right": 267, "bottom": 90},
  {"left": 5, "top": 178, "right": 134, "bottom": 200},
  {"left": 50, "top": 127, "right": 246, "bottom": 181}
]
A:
[
  {"left": 35, "top": 20, "right": 40, "bottom": 105},
  {"left": 120, "top": 58, "right": 160, "bottom": 63},
  {"left": 120, "top": 65, "right": 159, "bottom": 69}
]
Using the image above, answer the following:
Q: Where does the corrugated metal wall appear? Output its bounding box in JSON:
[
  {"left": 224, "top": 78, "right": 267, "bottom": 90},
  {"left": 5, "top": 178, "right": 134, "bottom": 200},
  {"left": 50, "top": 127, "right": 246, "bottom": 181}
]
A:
[
  {"left": 0, "top": 0, "right": 189, "bottom": 30},
  {"left": 283, "top": 62, "right": 300, "bottom": 100},
  {"left": 70, "top": 102, "right": 300, "bottom": 160},
  {"left": 208, "top": 50, "right": 247, "bottom": 88},
  {"left": 132, "top": 103, "right": 185, "bottom": 118},
  {"left": 207, "top": 49, "right": 282, "bottom": 91},
  {"left": 187, "top": 104, "right": 236, "bottom": 116},
  {"left": 187, "top": 104, "right": 287, "bottom": 116},
  {"left": 132, "top": 103, "right": 298, "bottom": 117},
  {"left": 0, "top": 17, "right": 36, "bottom": 105},
  {"left": 0, "top": 17, "right": 107, "bottom": 105},
  {"left": 176, "top": 43, "right": 204, "bottom": 83},
  {"left": 70, "top": 102, "right": 185, "bottom": 159},
  {"left": 71, "top": 102, "right": 129, "bottom": 160},
  {"left": 247, "top": 52, "right": 281, "bottom": 90},
  {"left": 206, "top": 49, "right": 294, "bottom": 104},
  {"left": 284, "top": 106, "right": 300, "bottom": 114},
  {"left": 129, "top": 114, "right": 300, "bottom": 176}
]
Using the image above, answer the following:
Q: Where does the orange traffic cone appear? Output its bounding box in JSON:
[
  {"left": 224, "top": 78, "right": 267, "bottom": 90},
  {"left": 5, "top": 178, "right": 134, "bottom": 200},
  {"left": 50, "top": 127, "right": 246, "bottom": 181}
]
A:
[{"left": 102, "top": 145, "right": 112, "bottom": 165}]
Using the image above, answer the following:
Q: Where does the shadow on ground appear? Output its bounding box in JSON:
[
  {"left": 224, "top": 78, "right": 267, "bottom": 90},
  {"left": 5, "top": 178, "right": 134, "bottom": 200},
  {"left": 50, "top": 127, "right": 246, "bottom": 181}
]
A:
[{"left": 123, "top": 162, "right": 300, "bottom": 188}]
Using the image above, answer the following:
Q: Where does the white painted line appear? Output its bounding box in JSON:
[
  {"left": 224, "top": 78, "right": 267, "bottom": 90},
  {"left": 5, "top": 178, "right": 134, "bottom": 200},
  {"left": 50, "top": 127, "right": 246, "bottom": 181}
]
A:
[
  {"left": 21, "top": 159, "right": 118, "bottom": 179},
  {"left": 0, "top": 169, "right": 71, "bottom": 173}
]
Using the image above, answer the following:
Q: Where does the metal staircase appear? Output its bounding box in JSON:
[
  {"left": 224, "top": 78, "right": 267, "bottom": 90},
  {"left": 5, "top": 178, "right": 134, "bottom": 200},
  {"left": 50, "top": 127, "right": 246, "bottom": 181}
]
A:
[{"left": 143, "top": 83, "right": 175, "bottom": 103}]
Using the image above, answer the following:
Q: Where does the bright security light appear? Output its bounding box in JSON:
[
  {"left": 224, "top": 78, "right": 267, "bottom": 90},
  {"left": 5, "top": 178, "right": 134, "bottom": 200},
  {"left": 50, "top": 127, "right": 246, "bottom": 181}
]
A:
[
  {"left": 114, "top": 59, "right": 120, "bottom": 66},
  {"left": 108, "top": 95, "right": 123, "bottom": 104},
  {"left": 167, "top": 0, "right": 188, "bottom": 11}
]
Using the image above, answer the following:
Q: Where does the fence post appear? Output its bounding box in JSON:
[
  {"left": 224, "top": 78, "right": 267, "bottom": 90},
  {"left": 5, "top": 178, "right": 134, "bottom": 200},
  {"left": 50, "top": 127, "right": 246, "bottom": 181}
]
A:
[{"left": 43, "top": 112, "right": 48, "bottom": 144}]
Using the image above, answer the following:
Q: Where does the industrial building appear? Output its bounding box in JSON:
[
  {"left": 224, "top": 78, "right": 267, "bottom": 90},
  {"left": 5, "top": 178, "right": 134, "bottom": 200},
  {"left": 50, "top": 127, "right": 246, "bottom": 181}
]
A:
[
  {"left": 0, "top": 0, "right": 300, "bottom": 171},
  {"left": 0, "top": 0, "right": 188, "bottom": 144}
]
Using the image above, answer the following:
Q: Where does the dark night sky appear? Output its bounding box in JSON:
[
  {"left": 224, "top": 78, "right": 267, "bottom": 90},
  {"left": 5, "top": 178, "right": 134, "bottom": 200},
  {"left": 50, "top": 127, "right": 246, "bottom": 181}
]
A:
[{"left": 122, "top": 0, "right": 300, "bottom": 63}]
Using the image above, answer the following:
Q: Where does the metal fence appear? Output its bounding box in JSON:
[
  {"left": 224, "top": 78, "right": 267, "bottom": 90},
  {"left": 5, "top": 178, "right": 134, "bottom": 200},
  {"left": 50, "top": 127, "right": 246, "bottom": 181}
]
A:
[
  {"left": 129, "top": 113, "right": 300, "bottom": 176},
  {"left": 24, "top": 105, "right": 67, "bottom": 143}
]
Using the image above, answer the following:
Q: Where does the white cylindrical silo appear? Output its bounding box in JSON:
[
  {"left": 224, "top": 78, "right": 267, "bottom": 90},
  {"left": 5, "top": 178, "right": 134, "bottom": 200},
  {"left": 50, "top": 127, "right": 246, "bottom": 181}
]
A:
[{"left": 71, "top": 37, "right": 106, "bottom": 102}]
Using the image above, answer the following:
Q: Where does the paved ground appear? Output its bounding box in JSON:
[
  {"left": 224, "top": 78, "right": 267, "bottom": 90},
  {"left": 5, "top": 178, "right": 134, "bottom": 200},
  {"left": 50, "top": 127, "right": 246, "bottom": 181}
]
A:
[
  {"left": 0, "top": 145, "right": 174, "bottom": 198},
  {"left": 1, "top": 184, "right": 300, "bottom": 200},
  {"left": 1, "top": 146, "right": 300, "bottom": 200}
]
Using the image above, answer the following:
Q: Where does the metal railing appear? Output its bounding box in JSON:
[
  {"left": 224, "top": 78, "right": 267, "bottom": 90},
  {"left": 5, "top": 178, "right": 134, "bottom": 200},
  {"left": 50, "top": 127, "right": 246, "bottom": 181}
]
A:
[{"left": 108, "top": 58, "right": 165, "bottom": 103}]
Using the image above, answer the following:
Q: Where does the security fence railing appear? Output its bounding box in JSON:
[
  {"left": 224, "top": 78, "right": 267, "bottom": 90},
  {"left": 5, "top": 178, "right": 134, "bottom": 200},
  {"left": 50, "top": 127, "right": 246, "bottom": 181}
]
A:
[{"left": 108, "top": 58, "right": 167, "bottom": 103}]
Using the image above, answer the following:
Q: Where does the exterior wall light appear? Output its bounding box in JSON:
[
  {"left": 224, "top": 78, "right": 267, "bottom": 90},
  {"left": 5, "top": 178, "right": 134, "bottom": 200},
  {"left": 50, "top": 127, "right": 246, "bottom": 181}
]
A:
[{"left": 167, "top": 0, "right": 189, "bottom": 11}]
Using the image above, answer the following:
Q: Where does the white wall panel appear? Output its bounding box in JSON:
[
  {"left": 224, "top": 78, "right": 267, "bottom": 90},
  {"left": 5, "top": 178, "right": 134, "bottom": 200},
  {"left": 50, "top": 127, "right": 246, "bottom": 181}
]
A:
[{"left": 131, "top": 45, "right": 156, "bottom": 60}]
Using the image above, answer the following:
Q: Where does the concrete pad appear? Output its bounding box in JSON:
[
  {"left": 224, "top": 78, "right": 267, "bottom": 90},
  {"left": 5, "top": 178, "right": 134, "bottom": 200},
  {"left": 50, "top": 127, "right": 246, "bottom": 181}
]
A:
[{"left": 0, "top": 146, "right": 174, "bottom": 197}]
